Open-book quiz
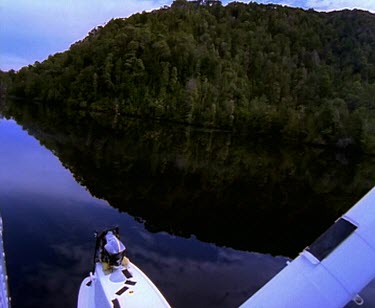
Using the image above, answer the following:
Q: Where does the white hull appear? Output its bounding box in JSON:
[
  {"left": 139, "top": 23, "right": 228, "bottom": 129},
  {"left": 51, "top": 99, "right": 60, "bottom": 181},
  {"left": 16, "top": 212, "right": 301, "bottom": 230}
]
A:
[
  {"left": 240, "top": 187, "right": 375, "bottom": 308},
  {"left": 0, "top": 215, "right": 10, "bottom": 308},
  {"left": 78, "top": 261, "right": 170, "bottom": 308}
]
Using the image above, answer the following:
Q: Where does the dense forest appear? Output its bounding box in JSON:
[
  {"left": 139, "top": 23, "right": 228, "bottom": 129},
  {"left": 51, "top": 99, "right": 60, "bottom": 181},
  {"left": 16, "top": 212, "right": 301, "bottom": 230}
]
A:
[{"left": 2, "top": 0, "right": 375, "bottom": 152}]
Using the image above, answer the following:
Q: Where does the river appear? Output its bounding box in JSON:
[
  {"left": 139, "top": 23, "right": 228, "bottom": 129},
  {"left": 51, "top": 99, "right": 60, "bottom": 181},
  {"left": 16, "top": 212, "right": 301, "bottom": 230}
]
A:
[{"left": 0, "top": 100, "right": 374, "bottom": 307}]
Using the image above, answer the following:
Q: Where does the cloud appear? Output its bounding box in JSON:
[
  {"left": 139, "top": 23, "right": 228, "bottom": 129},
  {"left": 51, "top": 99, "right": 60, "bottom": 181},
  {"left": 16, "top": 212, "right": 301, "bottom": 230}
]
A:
[
  {"left": 257, "top": 0, "right": 375, "bottom": 12},
  {"left": 0, "top": 0, "right": 169, "bottom": 70},
  {"left": 1, "top": 0, "right": 374, "bottom": 71},
  {"left": 305, "top": 0, "right": 375, "bottom": 12}
]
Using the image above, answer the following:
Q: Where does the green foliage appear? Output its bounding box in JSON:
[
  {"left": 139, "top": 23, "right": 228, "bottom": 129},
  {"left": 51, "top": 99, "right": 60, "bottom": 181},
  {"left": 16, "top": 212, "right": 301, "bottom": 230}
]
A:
[
  {"left": 0, "top": 70, "right": 13, "bottom": 97},
  {"left": 5, "top": 2, "right": 375, "bottom": 152}
]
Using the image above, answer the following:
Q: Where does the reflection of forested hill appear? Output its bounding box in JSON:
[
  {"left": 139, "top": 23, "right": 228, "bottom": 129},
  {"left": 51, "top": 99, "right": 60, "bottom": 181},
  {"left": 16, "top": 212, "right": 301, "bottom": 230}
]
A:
[
  {"left": 5, "top": 101, "right": 375, "bottom": 256},
  {"left": 5, "top": 1, "right": 375, "bottom": 152}
]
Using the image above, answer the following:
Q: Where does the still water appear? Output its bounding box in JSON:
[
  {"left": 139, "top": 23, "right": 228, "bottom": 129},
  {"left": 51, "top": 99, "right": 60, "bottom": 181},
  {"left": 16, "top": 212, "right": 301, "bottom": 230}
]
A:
[{"left": 0, "top": 101, "right": 375, "bottom": 307}]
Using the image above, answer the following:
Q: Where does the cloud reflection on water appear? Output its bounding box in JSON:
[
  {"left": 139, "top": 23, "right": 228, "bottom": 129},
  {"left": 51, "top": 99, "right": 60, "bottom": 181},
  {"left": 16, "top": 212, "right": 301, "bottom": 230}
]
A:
[
  {"left": 2, "top": 114, "right": 374, "bottom": 307},
  {"left": 20, "top": 232, "right": 288, "bottom": 308}
]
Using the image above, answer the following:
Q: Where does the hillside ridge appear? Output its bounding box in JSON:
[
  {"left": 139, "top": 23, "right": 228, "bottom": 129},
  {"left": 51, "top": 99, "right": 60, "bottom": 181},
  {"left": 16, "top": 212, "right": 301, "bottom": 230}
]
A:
[{"left": 3, "top": 0, "right": 375, "bottom": 152}]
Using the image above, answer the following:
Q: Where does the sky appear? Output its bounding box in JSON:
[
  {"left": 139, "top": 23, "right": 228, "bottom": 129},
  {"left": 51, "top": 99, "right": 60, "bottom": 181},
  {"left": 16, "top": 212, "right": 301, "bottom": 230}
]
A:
[{"left": 0, "top": 0, "right": 374, "bottom": 71}]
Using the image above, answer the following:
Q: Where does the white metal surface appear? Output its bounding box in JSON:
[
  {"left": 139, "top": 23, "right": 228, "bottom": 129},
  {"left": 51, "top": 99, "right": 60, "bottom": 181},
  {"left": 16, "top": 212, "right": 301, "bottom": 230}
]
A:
[
  {"left": 240, "top": 187, "right": 375, "bottom": 308},
  {"left": 0, "top": 215, "right": 10, "bottom": 308},
  {"left": 78, "top": 261, "right": 171, "bottom": 308}
]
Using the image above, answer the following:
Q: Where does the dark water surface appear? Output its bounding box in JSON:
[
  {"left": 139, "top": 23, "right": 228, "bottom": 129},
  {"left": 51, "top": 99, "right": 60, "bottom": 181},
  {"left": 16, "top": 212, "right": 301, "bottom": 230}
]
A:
[{"left": 1, "top": 101, "right": 375, "bottom": 307}]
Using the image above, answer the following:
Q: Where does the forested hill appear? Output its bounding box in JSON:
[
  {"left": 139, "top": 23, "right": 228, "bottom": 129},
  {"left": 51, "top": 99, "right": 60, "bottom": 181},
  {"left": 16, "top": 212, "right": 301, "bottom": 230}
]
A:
[{"left": 4, "top": 1, "right": 375, "bottom": 152}]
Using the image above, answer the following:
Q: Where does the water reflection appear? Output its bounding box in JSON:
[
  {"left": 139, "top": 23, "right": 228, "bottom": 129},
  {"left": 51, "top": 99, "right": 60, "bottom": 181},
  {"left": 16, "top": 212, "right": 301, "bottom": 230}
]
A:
[
  {"left": 3, "top": 194, "right": 288, "bottom": 308},
  {"left": 0, "top": 118, "right": 286, "bottom": 307},
  {"left": 1, "top": 100, "right": 375, "bottom": 307},
  {"left": 3, "top": 100, "right": 375, "bottom": 257},
  {"left": 0, "top": 159, "right": 286, "bottom": 308}
]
